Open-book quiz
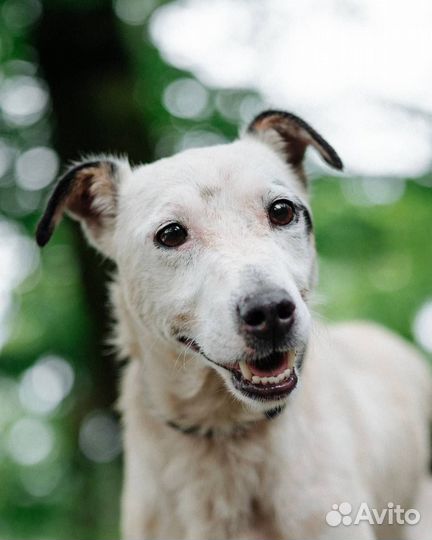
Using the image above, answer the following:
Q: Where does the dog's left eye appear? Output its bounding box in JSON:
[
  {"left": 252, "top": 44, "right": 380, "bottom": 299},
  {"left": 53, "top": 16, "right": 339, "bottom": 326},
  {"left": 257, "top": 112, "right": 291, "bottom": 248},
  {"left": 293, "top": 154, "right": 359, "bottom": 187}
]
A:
[
  {"left": 268, "top": 199, "right": 295, "bottom": 226},
  {"left": 156, "top": 223, "right": 188, "bottom": 248}
]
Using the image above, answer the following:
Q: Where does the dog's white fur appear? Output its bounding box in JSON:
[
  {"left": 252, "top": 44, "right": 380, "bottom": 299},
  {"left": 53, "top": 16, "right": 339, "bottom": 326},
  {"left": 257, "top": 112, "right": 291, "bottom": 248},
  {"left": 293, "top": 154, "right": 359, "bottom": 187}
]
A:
[
  {"left": 39, "top": 120, "right": 432, "bottom": 539},
  {"left": 119, "top": 321, "right": 430, "bottom": 540}
]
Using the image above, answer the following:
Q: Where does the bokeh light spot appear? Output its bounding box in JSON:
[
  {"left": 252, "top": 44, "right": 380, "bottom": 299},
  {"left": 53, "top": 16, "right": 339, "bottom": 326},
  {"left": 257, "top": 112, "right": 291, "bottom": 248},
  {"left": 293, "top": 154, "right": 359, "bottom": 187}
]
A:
[
  {"left": 175, "top": 129, "right": 227, "bottom": 152},
  {"left": 19, "top": 356, "right": 75, "bottom": 415},
  {"left": 15, "top": 146, "right": 59, "bottom": 191},
  {"left": 163, "top": 78, "right": 209, "bottom": 120},
  {"left": 79, "top": 411, "right": 122, "bottom": 463},
  {"left": 342, "top": 177, "right": 405, "bottom": 207},
  {"left": 1, "top": 0, "right": 42, "bottom": 30},
  {"left": 7, "top": 417, "right": 55, "bottom": 465},
  {"left": 19, "top": 461, "right": 63, "bottom": 498},
  {"left": 114, "top": 0, "right": 156, "bottom": 25},
  {"left": 1, "top": 76, "right": 49, "bottom": 126},
  {"left": 0, "top": 220, "right": 40, "bottom": 349}
]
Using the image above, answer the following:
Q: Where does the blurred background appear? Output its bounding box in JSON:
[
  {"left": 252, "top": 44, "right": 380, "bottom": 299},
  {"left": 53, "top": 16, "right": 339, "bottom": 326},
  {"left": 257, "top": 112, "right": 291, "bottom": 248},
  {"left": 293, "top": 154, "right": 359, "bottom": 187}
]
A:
[{"left": 0, "top": 0, "right": 431, "bottom": 538}]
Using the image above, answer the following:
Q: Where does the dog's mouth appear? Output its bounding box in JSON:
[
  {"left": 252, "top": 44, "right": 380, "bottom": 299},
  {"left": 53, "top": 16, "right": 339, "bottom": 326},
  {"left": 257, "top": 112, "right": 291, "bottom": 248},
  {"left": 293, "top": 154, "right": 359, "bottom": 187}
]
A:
[
  {"left": 177, "top": 337, "right": 298, "bottom": 401},
  {"left": 231, "top": 351, "right": 298, "bottom": 401}
]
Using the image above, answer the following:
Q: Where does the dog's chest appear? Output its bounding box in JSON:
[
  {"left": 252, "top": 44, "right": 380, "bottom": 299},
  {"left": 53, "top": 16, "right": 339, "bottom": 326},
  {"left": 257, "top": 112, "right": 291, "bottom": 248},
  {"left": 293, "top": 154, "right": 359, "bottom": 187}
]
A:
[{"left": 155, "top": 430, "right": 278, "bottom": 538}]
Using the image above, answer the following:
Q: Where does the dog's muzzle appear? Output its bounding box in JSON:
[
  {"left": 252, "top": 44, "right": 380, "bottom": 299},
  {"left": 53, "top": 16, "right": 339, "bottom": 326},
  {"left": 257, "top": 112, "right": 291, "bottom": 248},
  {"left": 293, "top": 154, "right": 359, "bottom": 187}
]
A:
[{"left": 176, "top": 288, "right": 301, "bottom": 401}]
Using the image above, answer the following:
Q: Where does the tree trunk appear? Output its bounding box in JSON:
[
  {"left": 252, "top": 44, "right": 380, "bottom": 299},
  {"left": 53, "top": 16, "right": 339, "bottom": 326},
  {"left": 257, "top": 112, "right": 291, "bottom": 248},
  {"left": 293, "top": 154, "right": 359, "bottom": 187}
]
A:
[{"left": 34, "top": 4, "right": 152, "bottom": 410}]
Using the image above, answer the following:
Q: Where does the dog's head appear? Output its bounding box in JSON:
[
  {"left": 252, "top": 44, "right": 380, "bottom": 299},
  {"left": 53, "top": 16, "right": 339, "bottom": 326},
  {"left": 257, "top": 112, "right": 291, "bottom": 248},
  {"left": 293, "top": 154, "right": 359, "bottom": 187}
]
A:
[{"left": 36, "top": 111, "right": 342, "bottom": 413}]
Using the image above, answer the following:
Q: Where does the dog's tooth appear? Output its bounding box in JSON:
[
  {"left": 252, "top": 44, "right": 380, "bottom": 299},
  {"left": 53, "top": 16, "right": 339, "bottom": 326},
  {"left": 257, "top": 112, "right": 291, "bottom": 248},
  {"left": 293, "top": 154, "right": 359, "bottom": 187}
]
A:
[
  {"left": 284, "top": 368, "right": 291, "bottom": 377},
  {"left": 288, "top": 350, "right": 296, "bottom": 368},
  {"left": 252, "top": 375, "right": 260, "bottom": 384},
  {"left": 261, "top": 377, "right": 269, "bottom": 384},
  {"left": 275, "top": 370, "right": 288, "bottom": 383},
  {"left": 268, "top": 377, "right": 277, "bottom": 384},
  {"left": 239, "top": 360, "right": 252, "bottom": 381}
]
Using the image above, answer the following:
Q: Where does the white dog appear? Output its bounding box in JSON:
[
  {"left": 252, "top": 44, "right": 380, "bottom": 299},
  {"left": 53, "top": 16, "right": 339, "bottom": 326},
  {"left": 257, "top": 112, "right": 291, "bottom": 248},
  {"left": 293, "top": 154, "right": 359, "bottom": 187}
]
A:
[{"left": 36, "top": 111, "right": 431, "bottom": 539}]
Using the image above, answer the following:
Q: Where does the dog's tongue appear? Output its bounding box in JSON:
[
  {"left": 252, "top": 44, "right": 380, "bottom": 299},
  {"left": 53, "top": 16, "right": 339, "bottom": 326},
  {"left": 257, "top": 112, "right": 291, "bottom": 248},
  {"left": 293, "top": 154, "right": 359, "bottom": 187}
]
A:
[{"left": 248, "top": 355, "right": 289, "bottom": 377}]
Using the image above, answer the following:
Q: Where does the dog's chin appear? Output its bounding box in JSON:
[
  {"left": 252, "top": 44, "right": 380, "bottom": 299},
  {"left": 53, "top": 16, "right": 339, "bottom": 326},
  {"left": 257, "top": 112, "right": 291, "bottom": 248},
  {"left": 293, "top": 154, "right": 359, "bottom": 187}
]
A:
[{"left": 177, "top": 337, "right": 299, "bottom": 407}]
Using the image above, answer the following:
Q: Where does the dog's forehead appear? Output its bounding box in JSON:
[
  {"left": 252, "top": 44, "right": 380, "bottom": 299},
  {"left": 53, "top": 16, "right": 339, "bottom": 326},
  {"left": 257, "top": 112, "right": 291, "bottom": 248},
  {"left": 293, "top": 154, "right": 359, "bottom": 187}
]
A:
[{"left": 122, "top": 139, "right": 306, "bottom": 222}]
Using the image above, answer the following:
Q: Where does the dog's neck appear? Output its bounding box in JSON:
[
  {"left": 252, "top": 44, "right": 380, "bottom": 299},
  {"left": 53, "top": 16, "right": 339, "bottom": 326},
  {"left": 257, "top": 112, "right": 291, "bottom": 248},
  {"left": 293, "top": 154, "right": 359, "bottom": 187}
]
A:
[{"left": 113, "top": 282, "right": 287, "bottom": 437}]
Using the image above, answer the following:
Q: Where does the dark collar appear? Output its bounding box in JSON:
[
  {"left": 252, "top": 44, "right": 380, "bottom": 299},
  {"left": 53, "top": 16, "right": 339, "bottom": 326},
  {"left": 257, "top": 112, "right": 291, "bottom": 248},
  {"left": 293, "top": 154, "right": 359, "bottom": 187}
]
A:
[{"left": 165, "top": 404, "right": 286, "bottom": 438}]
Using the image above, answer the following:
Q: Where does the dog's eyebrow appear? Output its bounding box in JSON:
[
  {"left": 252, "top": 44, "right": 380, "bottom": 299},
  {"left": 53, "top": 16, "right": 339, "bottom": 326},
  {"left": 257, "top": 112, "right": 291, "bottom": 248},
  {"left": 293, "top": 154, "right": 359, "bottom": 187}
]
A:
[
  {"left": 199, "top": 185, "right": 220, "bottom": 201},
  {"left": 272, "top": 179, "right": 286, "bottom": 188}
]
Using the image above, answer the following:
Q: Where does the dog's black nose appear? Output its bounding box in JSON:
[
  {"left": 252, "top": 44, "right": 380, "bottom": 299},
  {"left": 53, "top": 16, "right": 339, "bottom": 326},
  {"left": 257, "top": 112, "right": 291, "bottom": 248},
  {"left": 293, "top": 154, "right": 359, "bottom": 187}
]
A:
[{"left": 238, "top": 289, "right": 295, "bottom": 342}]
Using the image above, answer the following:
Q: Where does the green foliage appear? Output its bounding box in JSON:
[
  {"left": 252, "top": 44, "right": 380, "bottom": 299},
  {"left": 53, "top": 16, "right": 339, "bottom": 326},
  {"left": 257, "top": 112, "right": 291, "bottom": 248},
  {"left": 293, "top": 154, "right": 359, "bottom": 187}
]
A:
[{"left": 313, "top": 178, "right": 432, "bottom": 340}]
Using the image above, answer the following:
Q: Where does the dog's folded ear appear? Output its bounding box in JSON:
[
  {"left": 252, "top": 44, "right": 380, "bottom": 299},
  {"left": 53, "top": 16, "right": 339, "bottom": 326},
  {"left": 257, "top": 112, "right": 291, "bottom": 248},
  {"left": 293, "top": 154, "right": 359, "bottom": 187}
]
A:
[
  {"left": 247, "top": 110, "right": 343, "bottom": 172},
  {"left": 36, "top": 158, "right": 129, "bottom": 257}
]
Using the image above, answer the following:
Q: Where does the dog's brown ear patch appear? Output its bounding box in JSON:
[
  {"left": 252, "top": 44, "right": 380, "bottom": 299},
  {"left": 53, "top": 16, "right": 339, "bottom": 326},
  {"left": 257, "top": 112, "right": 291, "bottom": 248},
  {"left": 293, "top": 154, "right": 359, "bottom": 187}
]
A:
[
  {"left": 247, "top": 110, "right": 343, "bottom": 171},
  {"left": 36, "top": 160, "right": 119, "bottom": 250}
]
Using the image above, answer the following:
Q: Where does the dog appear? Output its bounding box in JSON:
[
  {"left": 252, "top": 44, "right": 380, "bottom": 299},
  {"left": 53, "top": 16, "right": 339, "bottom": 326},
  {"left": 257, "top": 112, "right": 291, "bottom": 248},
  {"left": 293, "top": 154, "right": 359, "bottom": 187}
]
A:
[{"left": 36, "top": 110, "right": 431, "bottom": 539}]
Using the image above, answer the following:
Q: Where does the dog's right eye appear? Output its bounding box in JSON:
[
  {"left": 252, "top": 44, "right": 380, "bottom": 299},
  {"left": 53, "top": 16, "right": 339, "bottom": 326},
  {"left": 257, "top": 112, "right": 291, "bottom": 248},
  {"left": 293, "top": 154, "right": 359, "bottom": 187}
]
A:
[{"left": 155, "top": 223, "right": 188, "bottom": 248}]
